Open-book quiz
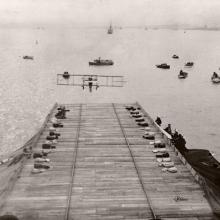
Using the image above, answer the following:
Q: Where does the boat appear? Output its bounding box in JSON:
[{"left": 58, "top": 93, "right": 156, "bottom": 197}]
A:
[
  {"left": 211, "top": 72, "right": 220, "bottom": 83},
  {"left": 23, "top": 55, "right": 34, "bottom": 60},
  {"left": 185, "top": 149, "right": 220, "bottom": 186},
  {"left": 107, "top": 23, "right": 113, "bottom": 34},
  {"left": 156, "top": 63, "right": 170, "bottom": 69},
  {"left": 174, "top": 143, "right": 220, "bottom": 215},
  {"left": 212, "top": 78, "right": 220, "bottom": 83},
  {"left": 185, "top": 62, "right": 194, "bottom": 67},
  {"left": 172, "top": 54, "right": 179, "bottom": 59},
  {"left": 168, "top": 129, "right": 220, "bottom": 216},
  {"left": 89, "top": 57, "right": 114, "bottom": 66},
  {"left": 62, "top": 71, "right": 70, "bottom": 79},
  {"left": 178, "top": 70, "right": 188, "bottom": 79}
]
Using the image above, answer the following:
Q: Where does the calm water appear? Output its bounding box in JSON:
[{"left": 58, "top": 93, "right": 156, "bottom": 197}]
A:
[{"left": 0, "top": 27, "right": 220, "bottom": 160}]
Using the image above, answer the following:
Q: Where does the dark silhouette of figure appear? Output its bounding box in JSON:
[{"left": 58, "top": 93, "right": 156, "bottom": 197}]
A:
[
  {"left": 172, "top": 132, "right": 188, "bottom": 155},
  {"left": 155, "top": 117, "right": 162, "bottom": 126},
  {"left": 172, "top": 130, "right": 179, "bottom": 141},
  {"left": 88, "top": 82, "right": 93, "bottom": 92},
  {"left": 212, "top": 72, "right": 218, "bottom": 78},
  {"left": 164, "top": 124, "right": 172, "bottom": 135}
]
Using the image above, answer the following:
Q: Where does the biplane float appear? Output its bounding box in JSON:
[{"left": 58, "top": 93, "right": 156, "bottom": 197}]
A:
[{"left": 57, "top": 72, "right": 125, "bottom": 92}]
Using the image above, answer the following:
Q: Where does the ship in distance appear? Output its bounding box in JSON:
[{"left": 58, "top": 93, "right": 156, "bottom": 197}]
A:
[
  {"left": 89, "top": 57, "right": 114, "bottom": 66},
  {"left": 107, "top": 23, "right": 113, "bottom": 34}
]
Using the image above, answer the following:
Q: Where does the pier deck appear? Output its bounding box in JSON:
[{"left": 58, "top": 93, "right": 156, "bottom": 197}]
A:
[{"left": 0, "top": 103, "right": 216, "bottom": 219}]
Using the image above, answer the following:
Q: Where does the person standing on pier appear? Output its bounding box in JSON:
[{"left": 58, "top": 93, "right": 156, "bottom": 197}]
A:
[
  {"left": 164, "top": 124, "right": 172, "bottom": 135},
  {"left": 155, "top": 116, "right": 162, "bottom": 126}
]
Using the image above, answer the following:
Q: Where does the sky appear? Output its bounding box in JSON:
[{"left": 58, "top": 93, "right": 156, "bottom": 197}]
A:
[{"left": 0, "top": 0, "right": 220, "bottom": 27}]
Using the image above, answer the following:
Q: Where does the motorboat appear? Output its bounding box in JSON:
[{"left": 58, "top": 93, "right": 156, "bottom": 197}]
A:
[
  {"left": 172, "top": 134, "right": 220, "bottom": 215},
  {"left": 211, "top": 72, "right": 220, "bottom": 83},
  {"left": 182, "top": 148, "right": 220, "bottom": 213},
  {"left": 156, "top": 63, "right": 170, "bottom": 69},
  {"left": 23, "top": 55, "right": 34, "bottom": 60},
  {"left": 172, "top": 54, "right": 179, "bottom": 59},
  {"left": 212, "top": 78, "right": 220, "bottom": 83},
  {"left": 178, "top": 70, "right": 188, "bottom": 79},
  {"left": 185, "top": 62, "right": 194, "bottom": 67},
  {"left": 89, "top": 57, "right": 114, "bottom": 66}
]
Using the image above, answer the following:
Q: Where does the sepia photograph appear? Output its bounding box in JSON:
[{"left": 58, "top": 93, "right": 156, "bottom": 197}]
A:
[{"left": 0, "top": 0, "right": 219, "bottom": 219}]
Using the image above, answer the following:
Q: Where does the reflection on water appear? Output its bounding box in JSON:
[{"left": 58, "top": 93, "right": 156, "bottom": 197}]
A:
[{"left": 0, "top": 27, "right": 220, "bottom": 160}]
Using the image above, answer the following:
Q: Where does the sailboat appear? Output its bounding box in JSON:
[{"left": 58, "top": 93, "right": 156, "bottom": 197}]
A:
[{"left": 107, "top": 23, "right": 113, "bottom": 34}]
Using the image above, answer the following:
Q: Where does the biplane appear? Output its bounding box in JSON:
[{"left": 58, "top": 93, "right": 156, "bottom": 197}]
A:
[{"left": 57, "top": 73, "right": 125, "bottom": 92}]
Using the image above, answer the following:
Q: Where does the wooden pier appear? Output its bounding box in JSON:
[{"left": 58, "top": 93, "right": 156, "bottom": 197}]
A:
[{"left": 0, "top": 103, "right": 217, "bottom": 220}]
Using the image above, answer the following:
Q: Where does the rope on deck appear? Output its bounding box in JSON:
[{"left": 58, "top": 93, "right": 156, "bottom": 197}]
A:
[
  {"left": 64, "top": 104, "right": 82, "bottom": 220},
  {"left": 112, "top": 103, "right": 160, "bottom": 220}
]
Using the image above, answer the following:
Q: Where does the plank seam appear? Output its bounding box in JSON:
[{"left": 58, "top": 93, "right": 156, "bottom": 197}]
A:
[{"left": 64, "top": 104, "right": 82, "bottom": 220}]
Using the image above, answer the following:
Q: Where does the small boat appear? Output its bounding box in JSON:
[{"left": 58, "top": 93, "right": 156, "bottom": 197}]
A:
[
  {"left": 107, "top": 23, "right": 113, "bottom": 34},
  {"left": 212, "top": 78, "right": 220, "bottom": 83},
  {"left": 156, "top": 63, "right": 170, "bottom": 69},
  {"left": 172, "top": 54, "right": 179, "bottom": 59},
  {"left": 63, "top": 71, "right": 70, "bottom": 79},
  {"left": 211, "top": 72, "right": 220, "bottom": 83},
  {"left": 182, "top": 148, "right": 220, "bottom": 214},
  {"left": 89, "top": 57, "right": 114, "bottom": 66},
  {"left": 172, "top": 134, "right": 220, "bottom": 215},
  {"left": 185, "top": 62, "right": 194, "bottom": 67},
  {"left": 23, "top": 55, "right": 34, "bottom": 60},
  {"left": 178, "top": 70, "right": 188, "bottom": 79}
]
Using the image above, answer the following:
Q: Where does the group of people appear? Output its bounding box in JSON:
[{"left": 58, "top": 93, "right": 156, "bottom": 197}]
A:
[
  {"left": 155, "top": 116, "right": 187, "bottom": 154},
  {"left": 31, "top": 106, "right": 67, "bottom": 174},
  {"left": 171, "top": 130, "right": 187, "bottom": 155},
  {"left": 155, "top": 117, "right": 172, "bottom": 134}
]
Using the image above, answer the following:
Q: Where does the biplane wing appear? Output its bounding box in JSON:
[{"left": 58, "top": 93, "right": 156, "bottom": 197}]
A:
[{"left": 57, "top": 74, "right": 125, "bottom": 87}]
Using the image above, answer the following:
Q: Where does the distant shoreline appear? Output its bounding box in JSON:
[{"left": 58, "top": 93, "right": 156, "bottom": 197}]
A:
[{"left": 0, "top": 25, "right": 220, "bottom": 31}]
